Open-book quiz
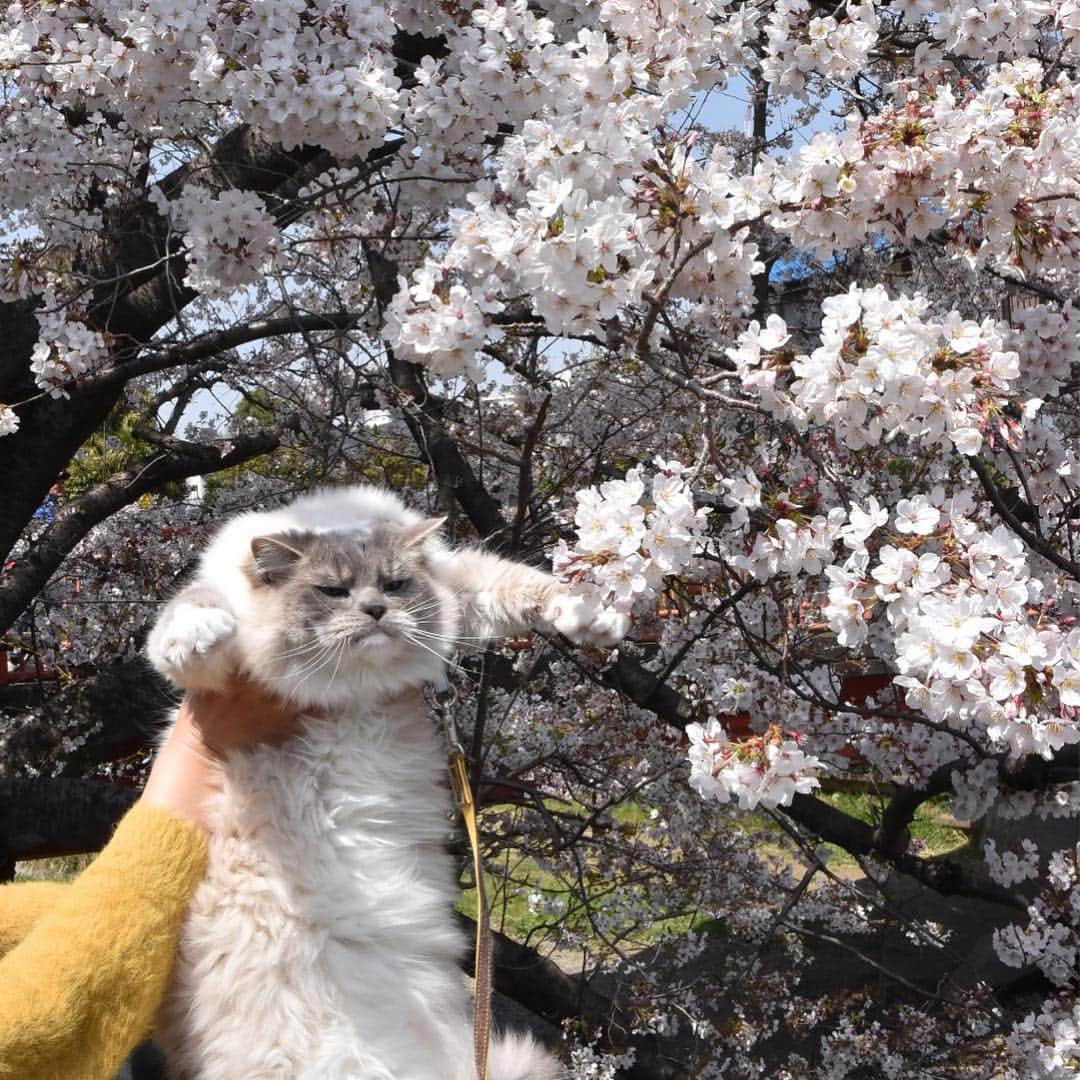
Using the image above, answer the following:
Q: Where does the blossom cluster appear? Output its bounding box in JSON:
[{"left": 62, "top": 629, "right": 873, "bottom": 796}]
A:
[
  {"left": 983, "top": 838, "right": 1041, "bottom": 887},
  {"left": 730, "top": 285, "right": 1023, "bottom": 456},
  {"left": 383, "top": 264, "right": 496, "bottom": 381},
  {"left": 1007, "top": 997, "right": 1080, "bottom": 1080},
  {"left": 1011, "top": 303, "right": 1080, "bottom": 399},
  {"left": 29, "top": 306, "right": 108, "bottom": 399},
  {"left": 2, "top": 0, "right": 402, "bottom": 157},
  {"left": 932, "top": 0, "right": 1053, "bottom": 59},
  {"left": 760, "top": 1, "right": 879, "bottom": 97},
  {"left": 726, "top": 488, "right": 847, "bottom": 583},
  {"left": 761, "top": 59, "right": 1080, "bottom": 279},
  {"left": 384, "top": 1, "right": 763, "bottom": 372},
  {"left": 687, "top": 719, "right": 824, "bottom": 811},
  {"left": 552, "top": 460, "right": 708, "bottom": 617},
  {"left": 698, "top": 433, "right": 1079, "bottom": 792},
  {"left": 892, "top": 532, "right": 1075, "bottom": 759},
  {"left": 809, "top": 485, "right": 1080, "bottom": 762},
  {"left": 393, "top": 38, "right": 1080, "bottom": 385},
  {"left": 565, "top": 1032, "right": 637, "bottom": 1080},
  {"left": 385, "top": 181, "right": 656, "bottom": 372},
  {"left": 993, "top": 844, "right": 1080, "bottom": 989},
  {"left": 151, "top": 187, "right": 280, "bottom": 298}
]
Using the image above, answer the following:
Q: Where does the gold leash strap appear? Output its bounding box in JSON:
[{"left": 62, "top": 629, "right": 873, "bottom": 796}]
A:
[{"left": 449, "top": 750, "right": 492, "bottom": 1080}]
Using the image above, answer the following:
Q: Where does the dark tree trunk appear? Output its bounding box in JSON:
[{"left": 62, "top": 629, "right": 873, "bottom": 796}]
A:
[
  {"left": 0, "top": 658, "right": 171, "bottom": 780},
  {"left": 456, "top": 913, "right": 690, "bottom": 1079},
  {"left": 0, "top": 778, "right": 138, "bottom": 880},
  {"left": 0, "top": 131, "right": 326, "bottom": 567}
]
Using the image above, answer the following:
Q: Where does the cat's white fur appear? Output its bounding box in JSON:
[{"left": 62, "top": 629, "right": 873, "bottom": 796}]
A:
[{"left": 147, "top": 486, "right": 623, "bottom": 1079}]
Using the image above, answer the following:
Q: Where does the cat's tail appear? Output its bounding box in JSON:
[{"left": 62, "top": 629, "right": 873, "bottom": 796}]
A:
[{"left": 487, "top": 1031, "right": 565, "bottom": 1080}]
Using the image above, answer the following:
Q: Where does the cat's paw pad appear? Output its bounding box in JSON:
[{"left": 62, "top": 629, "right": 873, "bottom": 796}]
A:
[
  {"left": 152, "top": 604, "right": 237, "bottom": 673},
  {"left": 544, "top": 592, "right": 630, "bottom": 647}
]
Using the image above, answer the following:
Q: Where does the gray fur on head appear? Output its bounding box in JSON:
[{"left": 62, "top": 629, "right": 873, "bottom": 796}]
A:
[{"left": 240, "top": 524, "right": 458, "bottom": 706}]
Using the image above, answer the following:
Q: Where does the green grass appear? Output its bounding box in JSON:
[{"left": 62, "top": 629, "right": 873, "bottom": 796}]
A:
[
  {"left": 14, "top": 854, "right": 93, "bottom": 882},
  {"left": 14, "top": 792, "right": 969, "bottom": 960},
  {"left": 818, "top": 790, "right": 970, "bottom": 867},
  {"left": 456, "top": 798, "right": 710, "bottom": 955},
  {"left": 455, "top": 850, "right": 560, "bottom": 944},
  {"left": 457, "top": 791, "right": 972, "bottom": 954},
  {"left": 456, "top": 850, "right": 702, "bottom": 953}
]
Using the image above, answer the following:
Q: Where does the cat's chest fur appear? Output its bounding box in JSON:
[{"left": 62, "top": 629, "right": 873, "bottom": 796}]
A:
[{"left": 156, "top": 699, "right": 475, "bottom": 1080}]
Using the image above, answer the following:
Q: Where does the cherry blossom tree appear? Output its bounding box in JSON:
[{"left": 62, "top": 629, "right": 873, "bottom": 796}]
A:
[{"left": 2, "top": 0, "right": 1079, "bottom": 1074}]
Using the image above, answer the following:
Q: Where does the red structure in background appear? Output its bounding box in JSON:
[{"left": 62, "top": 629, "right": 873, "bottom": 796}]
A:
[
  {"left": 0, "top": 649, "right": 60, "bottom": 687},
  {"left": 699, "top": 675, "right": 897, "bottom": 745}
]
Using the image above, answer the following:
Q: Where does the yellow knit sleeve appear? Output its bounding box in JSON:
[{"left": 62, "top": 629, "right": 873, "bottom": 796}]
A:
[
  {"left": 0, "top": 801, "right": 208, "bottom": 1080},
  {"left": 0, "top": 880, "right": 70, "bottom": 957}
]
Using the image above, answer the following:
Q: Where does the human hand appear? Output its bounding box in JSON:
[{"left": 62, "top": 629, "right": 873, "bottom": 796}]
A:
[
  {"left": 175, "top": 680, "right": 304, "bottom": 757},
  {"left": 141, "top": 679, "right": 302, "bottom": 832}
]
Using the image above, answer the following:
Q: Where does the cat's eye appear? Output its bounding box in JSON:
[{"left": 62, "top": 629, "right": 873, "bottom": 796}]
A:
[
  {"left": 382, "top": 578, "right": 409, "bottom": 593},
  {"left": 315, "top": 584, "right": 350, "bottom": 598}
]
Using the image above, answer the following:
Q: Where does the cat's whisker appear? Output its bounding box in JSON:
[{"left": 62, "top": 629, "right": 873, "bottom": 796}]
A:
[
  {"left": 286, "top": 641, "right": 340, "bottom": 689},
  {"left": 398, "top": 633, "right": 481, "bottom": 652},
  {"left": 404, "top": 626, "right": 493, "bottom": 641},
  {"left": 275, "top": 640, "right": 331, "bottom": 662},
  {"left": 285, "top": 661, "right": 331, "bottom": 693},
  {"left": 401, "top": 630, "right": 494, "bottom": 648},
  {"left": 285, "top": 639, "right": 335, "bottom": 672},
  {"left": 401, "top": 586, "right": 472, "bottom": 613},
  {"left": 397, "top": 632, "right": 472, "bottom": 675},
  {"left": 326, "top": 635, "right": 349, "bottom": 691},
  {"left": 401, "top": 603, "right": 451, "bottom": 621},
  {"left": 400, "top": 629, "right": 495, "bottom": 651},
  {"left": 402, "top": 592, "right": 456, "bottom": 610},
  {"left": 288, "top": 658, "right": 334, "bottom": 695}
]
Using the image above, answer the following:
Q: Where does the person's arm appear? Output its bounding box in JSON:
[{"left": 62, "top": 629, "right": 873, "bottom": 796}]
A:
[
  {"left": 0, "top": 683, "right": 300, "bottom": 1080},
  {"left": 0, "top": 803, "right": 207, "bottom": 1080},
  {"left": 0, "top": 880, "right": 71, "bottom": 956}
]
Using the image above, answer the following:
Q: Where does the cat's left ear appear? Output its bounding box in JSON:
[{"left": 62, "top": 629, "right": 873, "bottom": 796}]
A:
[
  {"left": 401, "top": 517, "right": 446, "bottom": 549},
  {"left": 248, "top": 532, "right": 310, "bottom": 585}
]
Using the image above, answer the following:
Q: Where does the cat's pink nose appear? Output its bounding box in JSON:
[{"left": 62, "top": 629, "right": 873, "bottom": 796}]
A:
[{"left": 364, "top": 603, "right": 387, "bottom": 621}]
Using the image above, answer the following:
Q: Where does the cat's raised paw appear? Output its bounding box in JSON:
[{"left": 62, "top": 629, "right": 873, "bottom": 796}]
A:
[
  {"left": 544, "top": 591, "right": 630, "bottom": 647},
  {"left": 147, "top": 603, "right": 237, "bottom": 685}
]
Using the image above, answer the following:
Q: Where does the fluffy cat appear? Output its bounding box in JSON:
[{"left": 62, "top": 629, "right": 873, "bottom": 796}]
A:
[{"left": 145, "top": 485, "right": 625, "bottom": 1080}]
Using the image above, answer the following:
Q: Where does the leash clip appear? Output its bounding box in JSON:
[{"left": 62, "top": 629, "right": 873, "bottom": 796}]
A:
[
  {"left": 448, "top": 744, "right": 473, "bottom": 814},
  {"left": 430, "top": 679, "right": 466, "bottom": 762}
]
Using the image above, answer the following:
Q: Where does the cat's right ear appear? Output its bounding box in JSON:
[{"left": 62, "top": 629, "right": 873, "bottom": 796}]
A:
[
  {"left": 401, "top": 517, "right": 447, "bottom": 548},
  {"left": 249, "top": 533, "right": 308, "bottom": 585}
]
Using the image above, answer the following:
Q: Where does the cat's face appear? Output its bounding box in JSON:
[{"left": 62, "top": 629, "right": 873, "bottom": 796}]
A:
[{"left": 242, "top": 519, "right": 455, "bottom": 704}]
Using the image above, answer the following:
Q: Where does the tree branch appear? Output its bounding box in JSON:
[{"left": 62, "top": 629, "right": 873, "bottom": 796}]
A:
[
  {"left": 0, "top": 778, "right": 139, "bottom": 879},
  {"left": 84, "top": 310, "right": 372, "bottom": 392},
  {"left": 0, "top": 131, "right": 336, "bottom": 565},
  {"left": 874, "top": 763, "right": 956, "bottom": 857},
  {"left": 779, "top": 792, "right": 1027, "bottom": 913},
  {"left": 364, "top": 244, "right": 513, "bottom": 549},
  {"left": 0, "top": 657, "right": 172, "bottom": 780},
  {"left": 969, "top": 456, "right": 1080, "bottom": 581},
  {"left": 569, "top": 642, "right": 1033, "bottom": 913},
  {"left": 456, "top": 913, "right": 689, "bottom": 1079},
  {"left": 0, "top": 422, "right": 292, "bottom": 635}
]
